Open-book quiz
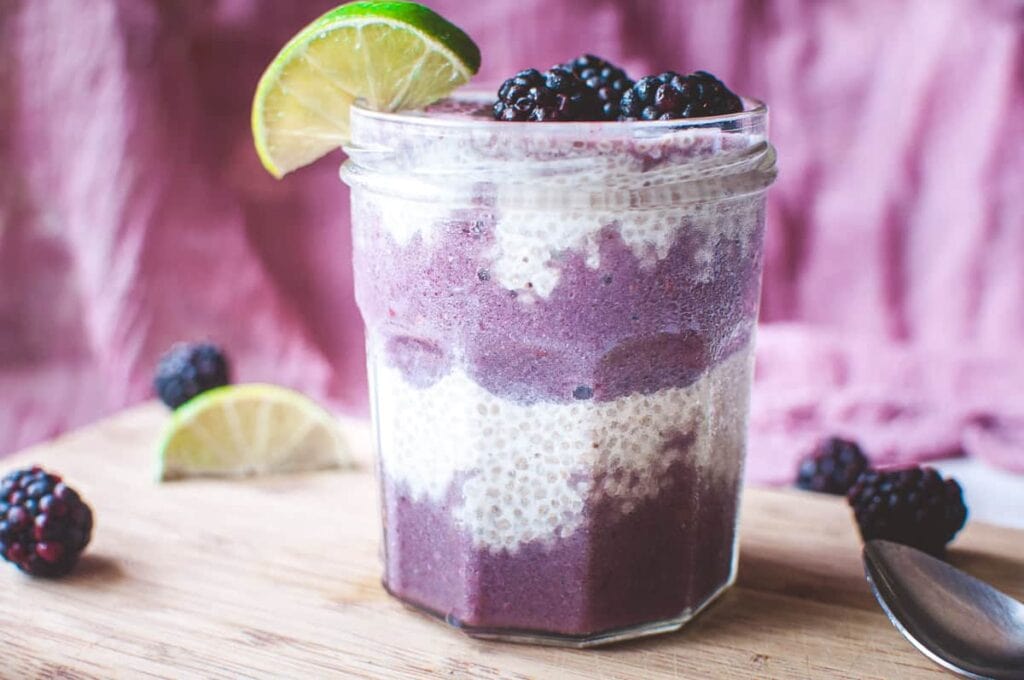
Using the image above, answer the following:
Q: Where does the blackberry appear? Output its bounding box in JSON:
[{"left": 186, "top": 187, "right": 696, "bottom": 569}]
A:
[
  {"left": 619, "top": 70, "right": 743, "bottom": 121},
  {"left": 154, "top": 342, "right": 230, "bottom": 409},
  {"left": 795, "top": 437, "right": 870, "bottom": 495},
  {"left": 0, "top": 467, "right": 93, "bottom": 577},
  {"left": 493, "top": 68, "right": 601, "bottom": 122},
  {"left": 560, "top": 54, "right": 633, "bottom": 121},
  {"left": 848, "top": 467, "right": 968, "bottom": 556}
]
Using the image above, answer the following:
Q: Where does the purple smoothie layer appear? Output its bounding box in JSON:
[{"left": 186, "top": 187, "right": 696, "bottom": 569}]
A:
[
  {"left": 353, "top": 199, "right": 764, "bottom": 404},
  {"left": 381, "top": 431, "right": 740, "bottom": 636}
]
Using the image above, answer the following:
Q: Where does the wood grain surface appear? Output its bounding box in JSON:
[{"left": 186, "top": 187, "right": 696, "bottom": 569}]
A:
[{"left": 0, "top": 403, "right": 1021, "bottom": 679}]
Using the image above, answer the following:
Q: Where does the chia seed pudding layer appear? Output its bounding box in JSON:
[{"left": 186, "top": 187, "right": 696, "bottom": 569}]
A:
[{"left": 343, "top": 94, "right": 776, "bottom": 641}]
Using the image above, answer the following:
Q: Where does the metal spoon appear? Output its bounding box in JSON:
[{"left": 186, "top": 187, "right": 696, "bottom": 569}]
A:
[{"left": 863, "top": 540, "right": 1024, "bottom": 679}]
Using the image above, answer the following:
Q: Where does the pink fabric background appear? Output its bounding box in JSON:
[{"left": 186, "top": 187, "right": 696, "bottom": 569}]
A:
[{"left": 1, "top": 0, "right": 1022, "bottom": 482}]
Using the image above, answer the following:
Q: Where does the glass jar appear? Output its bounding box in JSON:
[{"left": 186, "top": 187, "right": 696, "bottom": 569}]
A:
[{"left": 342, "top": 94, "right": 777, "bottom": 647}]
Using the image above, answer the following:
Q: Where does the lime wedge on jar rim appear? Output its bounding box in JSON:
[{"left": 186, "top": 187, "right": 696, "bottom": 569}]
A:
[
  {"left": 156, "top": 384, "right": 353, "bottom": 481},
  {"left": 251, "top": 1, "right": 481, "bottom": 178}
]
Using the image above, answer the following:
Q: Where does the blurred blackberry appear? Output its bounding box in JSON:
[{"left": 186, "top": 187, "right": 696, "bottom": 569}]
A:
[
  {"left": 848, "top": 467, "right": 968, "bottom": 556},
  {"left": 795, "top": 437, "right": 870, "bottom": 495},
  {"left": 560, "top": 54, "right": 633, "bottom": 121},
  {"left": 154, "top": 342, "right": 230, "bottom": 409},
  {"left": 493, "top": 67, "right": 601, "bottom": 122},
  {"left": 0, "top": 466, "right": 93, "bottom": 577},
  {"left": 619, "top": 70, "right": 743, "bottom": 121}
]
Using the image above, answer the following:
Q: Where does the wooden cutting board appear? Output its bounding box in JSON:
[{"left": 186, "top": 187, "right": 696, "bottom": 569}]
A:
[{"left": 1, "top": 403, "right": 1021, "bottom": 679}]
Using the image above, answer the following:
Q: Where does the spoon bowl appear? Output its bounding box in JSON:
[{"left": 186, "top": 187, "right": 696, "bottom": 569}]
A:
[{"left": 864, "top": 540, "right": 1024, "bottom": 679}]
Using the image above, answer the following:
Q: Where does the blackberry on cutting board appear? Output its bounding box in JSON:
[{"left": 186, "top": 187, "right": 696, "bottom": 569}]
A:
[
  {"left": 795, "top": 437, "right": 870, "bottom": 495},
  {"left": 619, "top": 70, "right": 743, "bottom": 121},
  {"left": 154, "top": 342, "right": 231, "bottom": 410},
  {"left": 560, "top": 54, "right": 633, "bottom": 121},
  {"left": 493, "top": 68, "right": 601, "bottom": 122},
  {"left": 848, "top": 467, "right": 968, "bottom": 556},
  {"left": 0, "top": 467, "right": 93, "bottom": 577}
]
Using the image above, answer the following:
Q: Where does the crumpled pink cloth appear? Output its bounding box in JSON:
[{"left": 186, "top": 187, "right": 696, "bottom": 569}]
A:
[
  {"left": 748, "top": 325, "right": 1024, "bottom": 482},
  {"left": 1, "top": 0, "right": 1022, "bottom": 481}
]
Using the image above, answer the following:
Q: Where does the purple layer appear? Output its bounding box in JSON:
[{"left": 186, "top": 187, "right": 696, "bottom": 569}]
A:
[
  {"left": 380, "top": 434, "right": 741, "bottom": 637},
  {"left": 354, "top": 198, "right": 764, "bottom": 405}
]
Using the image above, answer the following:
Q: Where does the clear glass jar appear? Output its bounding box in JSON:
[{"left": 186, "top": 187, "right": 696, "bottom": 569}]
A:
[{"left": 342, "top": 94, "right": 777, "bottom": 647}]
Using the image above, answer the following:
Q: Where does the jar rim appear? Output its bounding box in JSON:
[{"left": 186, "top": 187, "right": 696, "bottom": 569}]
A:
[
  {"left": 350, "top": 90, "right": 768, "bottom": 136},
  {"left": 343, "top": 90, "right": 776, "bottom": 206}
]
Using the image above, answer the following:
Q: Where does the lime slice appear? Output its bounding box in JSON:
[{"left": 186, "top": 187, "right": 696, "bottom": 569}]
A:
[
  {"left": 252, "top": 1, "right": 481, "bottom": 178},
  {"left": 157, "top": 384, "right": 353, "bottom": 481}
]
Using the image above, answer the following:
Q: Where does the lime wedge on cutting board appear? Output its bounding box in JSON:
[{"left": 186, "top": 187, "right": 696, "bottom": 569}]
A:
[
  {"left": 251, "top": 1, "right": 481, "bottom": 178},
  {"left": 157, "top": 384, "right": 352, "bottom": 481}
]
